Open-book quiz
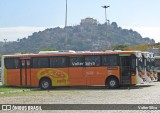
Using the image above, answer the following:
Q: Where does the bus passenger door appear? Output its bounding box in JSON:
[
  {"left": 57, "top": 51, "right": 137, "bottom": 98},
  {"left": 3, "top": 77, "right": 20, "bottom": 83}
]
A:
[
  {"left": 120, "top": 56, "right": 132, "bottom": 85},
  {"left": 20, "top": 59, "right": 31, "bottom": 87}
]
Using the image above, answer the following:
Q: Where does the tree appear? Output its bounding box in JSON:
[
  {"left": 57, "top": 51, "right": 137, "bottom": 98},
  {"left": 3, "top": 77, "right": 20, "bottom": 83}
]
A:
[
  {"left": 112, "top": 45, "right": 128, "bottom": 50},
  {"left": 40, "top": 48, "right": 56, "bottom": 51}
]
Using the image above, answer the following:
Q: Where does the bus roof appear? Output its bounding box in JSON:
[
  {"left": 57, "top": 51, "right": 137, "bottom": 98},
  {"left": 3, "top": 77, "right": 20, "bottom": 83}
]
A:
[
  {"left": 2, "top": 50, "right": 140, "bottom": 58},
  {"left": 155, "top": 56, "right": 160, "bottom": 59}
]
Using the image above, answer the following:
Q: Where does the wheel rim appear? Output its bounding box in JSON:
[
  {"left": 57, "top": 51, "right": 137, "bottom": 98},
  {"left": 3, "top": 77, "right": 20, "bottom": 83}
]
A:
[
  {"left": 110, "top": 80, "right": 116, "bottom": 87},
  {"left": 42, "top": 81, "right": 49, "bottom": 89}
]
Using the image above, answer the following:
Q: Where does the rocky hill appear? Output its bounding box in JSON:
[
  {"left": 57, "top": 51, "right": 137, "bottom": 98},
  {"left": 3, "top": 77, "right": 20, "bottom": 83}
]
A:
[{"left": 0, "top": 18, "right": 155, "bottom": 54}]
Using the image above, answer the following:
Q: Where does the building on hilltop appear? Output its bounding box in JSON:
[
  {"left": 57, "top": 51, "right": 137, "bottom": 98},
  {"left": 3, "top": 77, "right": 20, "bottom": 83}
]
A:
[{"left": 80, "top": 17, "right": 98, "bottom": 25}]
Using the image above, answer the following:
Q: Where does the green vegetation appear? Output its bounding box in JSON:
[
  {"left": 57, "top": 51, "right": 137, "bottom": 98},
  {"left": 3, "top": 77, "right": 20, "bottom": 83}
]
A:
[
  {"left": 0, "top": 86, "right": 32, "bottom": 96},
  {"left": 124, "top": 43, "right": 160, "bottom": 51},
  {"left": 0, "top": 18, "right": 155, "bottom": 55},
  {"left": 0, "top": 86, "right": 79, "bottom": 97},
  {"left": 0, "top": 86, "right": 54, "bottom": 97},
  {"left": 40, "top": 48, "right": 56, "bottom": 51},
  {"left": 112, "top": 45, "right": 128, "bottom": 50}
]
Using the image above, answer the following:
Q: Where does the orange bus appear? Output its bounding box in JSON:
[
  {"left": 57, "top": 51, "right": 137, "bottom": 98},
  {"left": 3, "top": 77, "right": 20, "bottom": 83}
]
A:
[{"left": 1, "top": 50, "right": 144, "bottom": 89}]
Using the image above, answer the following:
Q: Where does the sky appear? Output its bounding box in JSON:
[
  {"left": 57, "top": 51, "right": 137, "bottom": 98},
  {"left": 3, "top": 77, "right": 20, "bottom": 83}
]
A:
[{"left": 0, "top": 0, "right": 160, "bottom": 42}]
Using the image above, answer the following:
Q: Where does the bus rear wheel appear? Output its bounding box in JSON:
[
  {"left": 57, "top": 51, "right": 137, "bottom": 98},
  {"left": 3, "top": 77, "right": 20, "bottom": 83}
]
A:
[
  {"left": 107, "top": 77, "right": 119, "bottom": 89},
  {"left": 40, "top": 78, "right": 52, "bottom": 90}
]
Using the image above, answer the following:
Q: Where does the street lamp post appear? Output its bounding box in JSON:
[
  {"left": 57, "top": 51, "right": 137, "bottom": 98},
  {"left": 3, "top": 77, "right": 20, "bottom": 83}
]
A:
[
  {"left": 102, "top": 5, "right": 110, "bottom": 38},
  {"left": 102, "top": 5, "right": 110, "bottom": 24},
  {"left": 4, "top": 39, "right": 7, "bottom": 45},
  {"left": 65, "top": 0, "right": 68, "bottom": 49},
  {"left": 107, "top": 20, "right": 110, "bottom": 25},
  {"left": 65, "top": 0, "right": 67, "bottom": 27}
]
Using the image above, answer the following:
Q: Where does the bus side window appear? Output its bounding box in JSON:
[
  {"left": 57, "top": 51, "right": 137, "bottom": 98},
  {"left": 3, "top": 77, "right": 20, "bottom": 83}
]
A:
[
  {"left": 85, "top": 56, "right": 100, "bottom": 67},
  {"left": 4, "top": 58, "right": 20, "bottom": 69},
  {"left": 32, "top": 57, "right": 49, "bottom": 68},
  {"left": 69, "top": 56, "right": 84, "bottom": 67},
  {"left": 50, "top": 57, "right": 67, "bottom": 68},
  {"left": 102, "top": 55, "right": 118, "bottom": 66}
]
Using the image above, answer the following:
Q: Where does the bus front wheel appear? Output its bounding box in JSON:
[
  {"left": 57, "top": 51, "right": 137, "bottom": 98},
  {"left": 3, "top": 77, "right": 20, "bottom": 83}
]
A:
[
  {"left": 40, "top": 78, "right": 52, "bottom": 90},
  {"left": 107, "top": 77, "right": 119, "bottom": 89}
]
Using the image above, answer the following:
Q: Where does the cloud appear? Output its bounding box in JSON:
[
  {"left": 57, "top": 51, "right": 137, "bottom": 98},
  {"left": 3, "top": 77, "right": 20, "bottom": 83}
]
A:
[{"left": 123, "top": 26, "right": 160, "bottom": 43}]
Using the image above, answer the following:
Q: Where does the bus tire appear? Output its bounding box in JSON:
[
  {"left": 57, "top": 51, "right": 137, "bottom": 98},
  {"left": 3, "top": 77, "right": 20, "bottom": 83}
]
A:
[
  {"left": 107, "top": 77, "right": 119, "bottom": 89},
  {"left": 40, "top": 78, "right": 52, "bottom": 90}
]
